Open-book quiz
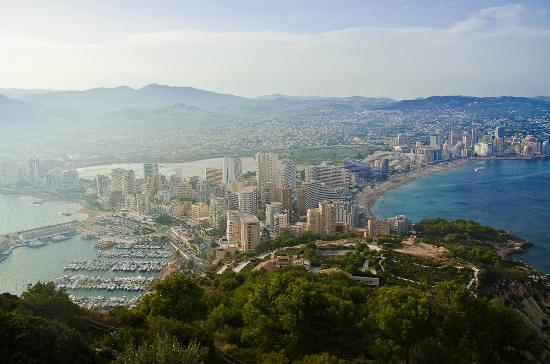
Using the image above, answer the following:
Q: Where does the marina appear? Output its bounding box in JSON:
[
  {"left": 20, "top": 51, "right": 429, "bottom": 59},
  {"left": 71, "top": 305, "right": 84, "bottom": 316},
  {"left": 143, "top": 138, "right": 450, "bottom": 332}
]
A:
[
  {"left": 64, "top": 260, "right": 165, "bottom": 272},
  {"left": 55, "top": 275, "right": 154, "bottom": 291},
  {"left": 69, "top": 295, "right": 141, "bottom": 310},
  {"left": 97, "top": 249, "right": 172, "bottom": 258},
  {"left": 0, "top": 214, "right": 178, "bottom": 309}
]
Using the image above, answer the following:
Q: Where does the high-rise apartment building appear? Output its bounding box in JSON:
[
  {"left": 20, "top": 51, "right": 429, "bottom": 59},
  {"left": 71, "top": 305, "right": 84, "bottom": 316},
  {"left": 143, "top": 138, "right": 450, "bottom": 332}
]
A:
[
  {"left": 471, "top": 128, "right": 480, "bottom": 147},
  {"left": 450, "top": 128, "right": 465, "bottom": 145},
  {"left": 309, "top": 162, "right": 353, "bottom": 188},
  {"left": 238, "top": 186, "right": 259, "bottom": 215},
  {"left": 256, "top": 152, "right": 280, "bottom": 186},
  {"left": 306, "top": 201, "right": 336, "bottom": 234},
  {"left": 96, "top": 174, "right": 110, "bottom": 198},
  {"left": 396, "top": 133, "right": 406, "bottom": 147},
  {"left": 191, "top": 203, "right": 209, "bottom": 221},
  {"left": 495, "top": 126, "right": 505, "bottom": 139},
  {"left": 45, "top": 170, "right": 58, "bottom": 192},
  {"left": 367, "top": 219, "right": 391, "bottom": 237},
  {"left": 111, "top": 168, "right": 136, "bottom": 195},
  {"left": 143, "top": 163, "right": 159, "bottom": 178},
  {"left": 222, "top": 156, "right": 243, "bottom": 186},
  {"left": 429, "top": 135, "right": 441, "bottom": 146},
  {"left": 209, "top": 197, "right": 227, "bottom": 232},
  {"left": 265, "top": 202, "right": 282, "bottom": 226},
  {"left": 304, "top": 180, "right": 343, "bottom": 210},
  {"left": 29, "top": 159, "right": 41, "bottom": 186},
  {"left": 278, "top": 159, "right": 296, "bottom": 189},
  {"left": 387, "top": 215, "right": 412, "bottom": 235},
  {"left": 226, "top": 210, "right": 260, "bottom": 251},
  {"left": 474, "top": 142, "right": 493, "bottom": 157},
  {"left": 205, "top": 168, "right": 223, "bottom": 186},
  {"left": 240, "top": 215, "right": 261, "bottom": 251}
]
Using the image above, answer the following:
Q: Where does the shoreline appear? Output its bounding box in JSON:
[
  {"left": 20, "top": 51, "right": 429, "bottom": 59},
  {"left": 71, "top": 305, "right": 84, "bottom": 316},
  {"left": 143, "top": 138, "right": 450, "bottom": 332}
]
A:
[
  {"left": 357, "top": 158, "right": 476, "bottom": 219},
  {"left": 360, "top": 155, "right": 550, "bottom": 219}
]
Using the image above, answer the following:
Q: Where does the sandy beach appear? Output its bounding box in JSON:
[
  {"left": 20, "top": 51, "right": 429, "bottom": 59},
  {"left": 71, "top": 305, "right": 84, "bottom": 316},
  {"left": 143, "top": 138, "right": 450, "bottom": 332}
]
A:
[{"left": 357, "top": 158, "right": 476, "bottom": 219}]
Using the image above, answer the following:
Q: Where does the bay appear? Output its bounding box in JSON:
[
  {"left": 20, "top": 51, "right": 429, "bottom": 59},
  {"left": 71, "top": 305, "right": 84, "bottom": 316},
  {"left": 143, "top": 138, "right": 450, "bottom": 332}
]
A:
[{"left": 374, "top": 159, "right": 550, "bottom": 273}]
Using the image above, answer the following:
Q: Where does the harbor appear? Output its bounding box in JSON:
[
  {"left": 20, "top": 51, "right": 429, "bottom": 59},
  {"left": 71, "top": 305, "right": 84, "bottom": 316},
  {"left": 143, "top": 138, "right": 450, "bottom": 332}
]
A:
[
  {"left": 55, "top": 275, "right": 154, "bottom": 291},
  {"left": 64, "top": 260, "right": 166, "bottom": 272},
  {"left": 0, "top": 215, "right": 180, "bottom": 310}
]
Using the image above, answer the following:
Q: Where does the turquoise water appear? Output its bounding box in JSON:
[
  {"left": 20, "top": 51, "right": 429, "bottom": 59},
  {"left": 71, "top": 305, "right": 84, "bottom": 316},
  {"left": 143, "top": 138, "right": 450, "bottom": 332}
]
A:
[{"left": 374, "top": 159, "right": 550, "bottom": 273}]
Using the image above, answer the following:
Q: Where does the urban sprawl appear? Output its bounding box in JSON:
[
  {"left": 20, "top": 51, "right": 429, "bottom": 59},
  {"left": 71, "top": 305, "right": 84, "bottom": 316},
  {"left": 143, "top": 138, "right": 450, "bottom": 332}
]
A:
[{"left": 0, "top": 126, "right": 549, "bottom": 309}]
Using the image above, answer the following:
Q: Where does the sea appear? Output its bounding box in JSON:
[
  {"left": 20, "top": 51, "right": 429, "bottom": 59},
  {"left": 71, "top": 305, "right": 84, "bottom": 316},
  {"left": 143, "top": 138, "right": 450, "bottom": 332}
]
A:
[{"left": 374, "top": 159, "right": 550, "bottom": 274}]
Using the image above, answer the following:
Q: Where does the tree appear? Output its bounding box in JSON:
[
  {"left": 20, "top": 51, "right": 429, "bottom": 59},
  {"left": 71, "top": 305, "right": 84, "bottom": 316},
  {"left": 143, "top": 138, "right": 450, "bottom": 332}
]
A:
[
  {"left": 432, "top": 282, "right": 541, "bottom": 363},
  {"left": 140, "top": 273, "right": 207, "bottom": 322},
  {"left": 0, "top": 310, "right": 95, "bottom": 364},
  {"left": 240, "top": 269, "right": 368, "bottom": 359},
  {"left": 369, "top": 286, "right": 434, "bottom": 364},
  {"left": 18, "top": 282, "right": 84, "bottom": 331},
  {"left": 155, "top": 213, "right": 173, "bottom": 226}
]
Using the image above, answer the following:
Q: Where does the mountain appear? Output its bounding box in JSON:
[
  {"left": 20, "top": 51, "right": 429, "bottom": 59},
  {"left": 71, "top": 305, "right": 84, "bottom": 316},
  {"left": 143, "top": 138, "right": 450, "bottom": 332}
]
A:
[
  {"left": 0, "top": 94, "right": 54, "bottom": 123},
  {"left": 0, "top": 88, "right": 54, "bottom": 99},
  {"left": 380, "top": 95, "right": 550, "bottom": 116},
  {"left": 21, "top": 85, "right": 395, "bottom": 115},
  {"left": 256, "top": 94, "right": 395, "bottom": 107},
  {"left": 96, "top": 103, "right": 220, "bottom": 131},
  {"left": 22, "top": 84, "right": 249, "bottom": 114}
]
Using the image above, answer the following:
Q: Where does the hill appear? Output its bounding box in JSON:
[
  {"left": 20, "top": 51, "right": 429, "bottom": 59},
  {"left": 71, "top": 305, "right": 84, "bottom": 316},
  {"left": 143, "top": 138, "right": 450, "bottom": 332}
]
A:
[
  {"left": 22, "top": 84, "right": 250, "bottom": 114},
  {"left": 0, "top": 218, "right": 548, "bottom": 363},
  {"left": 381, "top": 95, "right": 550, "bottom": 117},
  {"left": 0, "top": 94, "right": 56, "bottom": 124},
  {"left": 0, "top": 88, "right": 54, "bottom": 99}
]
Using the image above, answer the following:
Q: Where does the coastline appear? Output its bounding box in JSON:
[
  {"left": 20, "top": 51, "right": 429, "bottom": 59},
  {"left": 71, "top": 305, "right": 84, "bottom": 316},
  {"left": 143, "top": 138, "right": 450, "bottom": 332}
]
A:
[{"left": 358, "top": 158, "right": 476, "bottom": 219}]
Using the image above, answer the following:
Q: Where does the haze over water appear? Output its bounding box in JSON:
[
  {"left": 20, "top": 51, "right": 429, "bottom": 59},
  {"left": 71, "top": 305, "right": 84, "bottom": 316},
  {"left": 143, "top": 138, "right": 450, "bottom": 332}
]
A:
[{"left": 375, "top": 159, "right": 550, "bottom": 273}]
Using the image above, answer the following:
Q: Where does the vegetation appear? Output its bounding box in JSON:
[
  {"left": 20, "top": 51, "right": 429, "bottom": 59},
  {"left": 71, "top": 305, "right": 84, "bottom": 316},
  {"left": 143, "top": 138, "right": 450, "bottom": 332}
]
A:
[
  {"left": 278, "top": 144, "right": 380, "bottom": 165},
  {"left": 0, "top": 270, "right": 542, "bottom": 363},
  {"left": 415, "top": 218, "right": 532, "bottom": 280},
  {"left": 382, "top": 250, "right": 472, "bottom": 286},
  {"left": 0, "top": 219, "right": 546, "bottom": 363},
  {"left": 254, "top": 230, "right": 359, "bottom": 255},
  {"left": 84, "top": 194, "right": 106, "bottom": 211},
  {"left": 154, "top": 213, "right": 173, "bottom": 226}
]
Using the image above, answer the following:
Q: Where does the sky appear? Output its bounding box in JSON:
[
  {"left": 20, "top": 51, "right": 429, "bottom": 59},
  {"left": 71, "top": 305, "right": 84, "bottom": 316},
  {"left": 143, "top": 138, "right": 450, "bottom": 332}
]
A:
[{"left": 0, "top": 0, "right": 549, "bottom": 99}]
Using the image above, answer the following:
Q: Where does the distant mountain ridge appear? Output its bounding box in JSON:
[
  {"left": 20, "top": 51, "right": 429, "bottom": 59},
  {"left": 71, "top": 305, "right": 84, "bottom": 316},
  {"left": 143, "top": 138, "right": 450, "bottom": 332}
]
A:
[
  {"left": 20, "top": 84, "right": 249, "bottom": 114},
  {"left": 3, "top": 86, "right": 550, "bottom": 120},
  {"left": 379, "top": 95, "right": 550, "bottom": 116},
  {"left": 0, "top": 94, "right": 55, "bottom": 123}
]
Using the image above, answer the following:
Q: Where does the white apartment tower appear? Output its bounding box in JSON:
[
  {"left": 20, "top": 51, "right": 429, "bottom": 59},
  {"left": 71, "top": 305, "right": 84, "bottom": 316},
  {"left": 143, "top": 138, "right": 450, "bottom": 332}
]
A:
[
  {"left": 238, "top": 186, "right": 259, "bottom": 215},
  {"left": 111, "top": 168, "right": 136, "bottom": 195},
  {"left": 222, "top": 156, "right": 243, "bottom": 186},
  {"left": 256, "top": 152, "right": 280, "bottom": 186},
  {"left": 278, "top": 159, "right": 297, "bottom": 189},
  {"left": 265, "top": 202, "right": 283, "bottom": 226}
]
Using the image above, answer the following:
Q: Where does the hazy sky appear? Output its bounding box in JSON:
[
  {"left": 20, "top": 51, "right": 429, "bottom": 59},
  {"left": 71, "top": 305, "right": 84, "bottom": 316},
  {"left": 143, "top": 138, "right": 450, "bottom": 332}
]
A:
[{"left": 1, "top": 0, "right": 549, "bottom": 98}]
